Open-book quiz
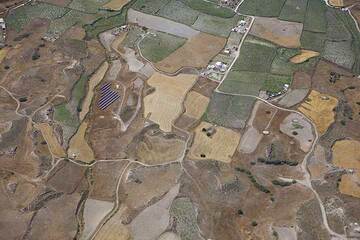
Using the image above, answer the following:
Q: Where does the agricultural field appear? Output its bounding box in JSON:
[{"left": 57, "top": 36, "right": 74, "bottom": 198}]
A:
[
  {"left": 232, "top": 36, "right": 277, "bottom": 73},
  {"left": 144, "top": 73, "right": 197, "bottom": 132},
  {"left": 279, "top": 0, "right": 308, "bottom": 23},
  {"left": 298, "top": 90, "right": 338, "bottom": 135},
  {"left": 2, "top": 0, "right": 360, "bottom": 240},
  {"left": 155, "top": 32, "right": 226, "bottom": 73},
  {"left": 139, "top": 31, "right": 186, "bottom": 63},
  {"left": 238, "top": 0, "right": 287, "bottom": 17},
  {"left": 189, "top": 121, "right": 241, "bottom": 163}
]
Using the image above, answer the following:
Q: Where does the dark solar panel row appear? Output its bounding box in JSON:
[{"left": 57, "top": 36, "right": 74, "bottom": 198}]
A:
[{"left": 98, "top": 83, "right": 120, "bottom": 110}]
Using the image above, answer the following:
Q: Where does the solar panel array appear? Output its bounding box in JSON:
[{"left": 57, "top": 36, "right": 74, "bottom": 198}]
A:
[{"left": 98, "top": 82, "right": 120, "bottom": 110}]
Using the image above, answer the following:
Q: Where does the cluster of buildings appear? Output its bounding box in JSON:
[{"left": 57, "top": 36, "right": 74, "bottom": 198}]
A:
[
  {"left": 266, "top": 83, "right": 290, "bottom": 99},
  {"left": 0, "top": 18, "right": 6, "bottom": 48}
]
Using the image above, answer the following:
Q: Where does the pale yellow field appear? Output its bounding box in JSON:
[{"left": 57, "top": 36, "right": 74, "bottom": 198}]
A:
[
  {"left": 339, "top": 173, "right": 360, "bottom": 198},
  {"left": 329, "top": 0, "right": 344, "bottom": 7},
  {"left": 298, "top": 90, "right": 338, "bottom": 135},
  {"left": 290, "top": 50, "right": 320, "bottom": 64},
  {"left": 102, "top": 0, "right": 130, "bottom": 10},
  {"left": 155, "top": 33, "right": 226, "bottom": 73},
  {"left": 68, "top": 121, "right": 95, "bottom": 163},
  {"left": 184, "top": 91, "right": 209, "bottom": 120},
  {"left": 0, "top": 48, "right": 9, "bottom": 64},
  {"left": 80, "top": 62, "right": 109, "bottom": 121},
  {"left": 332, "top": 140, "right": 360, "bottom": 198},
  {"left": 189, "top": 122, "right": 241, "bottom": 163},
  {"left": 332, "top": 140, "right": 360, "bottom": 169},
  {"left": 144, "top": 73, "right": 197, "bottom": 132},
  {"left": 34, "top": 123, "right": 66, "bottom": 157}
]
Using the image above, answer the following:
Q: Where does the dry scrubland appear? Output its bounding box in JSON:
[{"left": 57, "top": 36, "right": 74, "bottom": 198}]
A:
[
  {"left": 189, "top": 122, "right": 241, "bottom": 163},
  {"left": 298, "top": 90, "right": 338, "bottom": 135},
  {"left": 144, "top": 73, "right": 197, "bottom": 132},
  {"left": 332, "top": 140, "right": 360, "bottom": 198}
]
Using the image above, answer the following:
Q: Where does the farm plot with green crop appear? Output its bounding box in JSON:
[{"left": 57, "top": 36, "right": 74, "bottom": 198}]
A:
[
  {"left": 279, "top": 0, "right": 308, "bottom": 23},
  {"left": 205, "top": 93, "right": 255, "bottom": 129},
  {"left": 219, "top": 71, "right": 267, "bottom": 95},
  {"left": 139, "top": 31, "right": 186, "bottom": 62},
  {"left": 132, "top": 0, "right": 170, "bottom": 14},
  {"left": 270, "top": 47, "right": 318, "bottom": 75},
  {"left": 232, "top": 36, "right": 277, "bottom": 73},
  {"left": 68, "top": 0, "right": 111, "bottom": 14},
  {"left": 184, "top": 0, "right": 235, "bottom": 18},
  {"left": 300, "top": 31, "right": 326, "bottom": 52},
  {"left": 192, "top": 13, "right": 240, "bottom": 37},
  {"left": 6, "top": 3, "right": 68, "bottom": 32},
  {"left": 158, "top": 0, "right": 199, "bottom": 25},
  {"left": 238, "top": 0, "right": 286, "bottom": 17},
  {"left": 303, "top": 0, "right": 327, "bottom": 33}
]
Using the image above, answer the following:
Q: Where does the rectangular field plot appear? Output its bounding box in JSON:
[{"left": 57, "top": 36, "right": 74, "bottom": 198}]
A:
[
  {"left": 205, "top": 93, "right": 255, "bottom": 129},
  {"left": 232, "top": 36, "right": 277, "bottom": 73},
  {"left": 219, "top": 71, "right": 267, "bottom": 95},
  {"left": 184, "top": 0, "right": 235, "bottom": 18},
  {"left": 6, "top": 3, "right": 68, "bottom": 31},
  {"left": 300, "top": 31, "right": 326, "bottom": 52},
  {"left": 158, "top": 0, "right": 199, "bottom": 25},
  {"left": 303, "top": 0, "right": 327, "bottom": 33},
  {"left": 279, "top": 0, "right": 308, "bottom": 23},
  {"left": 192, "top": 13, "right": 241, "bottom": 37},
  {"left": 219, "top": 71, "right": 292, "bottom": 95},
  {"left": 238, "top": 0, "right": 286, "bottom": 17},
  {"left": 139, "top": 31, "right": 186, "bottom": 62},
  {"left": 132, "top": 0, "right": 170, "bottom": 14}
]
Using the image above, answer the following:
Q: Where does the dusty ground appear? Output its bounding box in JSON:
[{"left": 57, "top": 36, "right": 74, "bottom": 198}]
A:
[
  {"left": 155, "top": 33, "right": 226, "bottom": 74},
  {"left": 144, "top": 73, "right": 197, "bottom": 132},
  {"left": 34, "top": 123, "right": 66, "bottom": 157},
  {"left": 250, "top": 17, "right": 303, "bottom": 48}
]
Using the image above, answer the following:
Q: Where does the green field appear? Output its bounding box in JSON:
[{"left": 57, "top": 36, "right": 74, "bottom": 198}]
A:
[
  {"left": 205, "top": 93, "right": 255, "bottom": 129},
  {"left": 68, "top": 0, "right": 111, "bottom": 14},
  {"left": 192, "top": 13, "right": 240, "bottom": 37},
  {"left": 238, "top": 0, "right": 286, "bottom": 17},
  {"left": 219, "top": 70, "right": 292, "bottom": 95},
  {"left": 6, "top": 3, "right": 68, "bottom": 32},
  {"left": 331, "top": 9, "right": 360, "bottom": 74},
  {"left": 84, "top": 11, "right": 127, "bottom": 39},
  {"left": 219, "top": 71, "right": 267, "bottom": 95},
  {"left": 270, "top": 47, "right": 318, "bottom": 75},
  {"left": 300, "top": 31, "right": 326, "bottom": 52},
  {"left": 232, "top": 36, "right": 277, "bottom": 72},
  {"left": 158, "top": 0, "right": 199, "bottom": 25},
  {"left": 303, "top": 0, "right": 327, "bottom": 33},
  {"left": 54, "top": 104, "right": 78, "bottom": 127},
  {"left": 279, "top": 0, "right": 308, "bottom": 23},
  {"left": 184, "top": 0, "right": 235, "bottom": 18},
  {"left": 139, "top": 31, "right": 186, "bottom": 62},
  {"left": 132, "top": 0, "right": 170, "bottom": 14}
]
